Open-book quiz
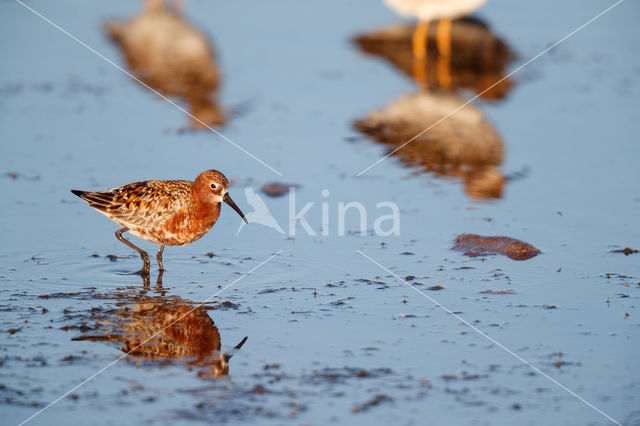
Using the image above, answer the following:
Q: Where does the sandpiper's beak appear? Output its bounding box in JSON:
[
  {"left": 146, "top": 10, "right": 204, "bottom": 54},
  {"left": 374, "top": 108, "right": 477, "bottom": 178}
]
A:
[
  {"left": 223, "top": 193, "right": 248, "bottom": 223},
  {"left": 234, "top": 336, "right": 248, "bottom": 350}
]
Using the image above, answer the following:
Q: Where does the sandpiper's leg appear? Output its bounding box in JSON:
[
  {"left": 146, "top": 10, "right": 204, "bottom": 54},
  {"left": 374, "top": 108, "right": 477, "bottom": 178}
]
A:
[
  {"left": 156, "top": 269, "right": 164, "bottom": 288},
  {"left": 156, "top": 245, "right": 165, "bottom": 271},
  {"left": 436, "top": 18, "right": 453, "bottom": 89},
  {"left": 141, "top": 272, "right": 151, "bottom": 288},
  {"left": 115, "top": 228, "right": 150, "bottom": 275}
]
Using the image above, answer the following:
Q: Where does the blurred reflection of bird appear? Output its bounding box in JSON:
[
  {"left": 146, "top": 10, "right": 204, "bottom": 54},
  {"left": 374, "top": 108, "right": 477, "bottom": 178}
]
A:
[
  {"left": 384, "top": 0, "right": 487, "bottom": 61},
  {"left": 354, "top": 91, "right": 504, "bottom": 199},
  {"left": 236, "top": 187, "right": 285, "bottom": 235},
  {"left": 74, "top": 296, "right": 248, "bottom": 379},
  {"left": 105, "top": 0, "right": 225, "bottom": 129},
  {"left": 353, "top": 18, "right": 514, "bottom": 99}
]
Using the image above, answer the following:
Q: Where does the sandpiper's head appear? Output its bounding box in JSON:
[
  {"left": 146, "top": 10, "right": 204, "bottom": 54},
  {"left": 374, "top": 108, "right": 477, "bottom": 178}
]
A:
[
  {"left": 196, "top": 353, "right": 230, "bottom": 379},
  {"left": 194, "top": 170, "right": 247, "bottom": 223},
  {"left": 196, "top": 336, "right": 248, "bottom": 380}
]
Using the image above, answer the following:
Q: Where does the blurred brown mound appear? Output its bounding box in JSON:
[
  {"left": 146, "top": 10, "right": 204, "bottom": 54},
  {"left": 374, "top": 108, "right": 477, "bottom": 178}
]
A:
[
  {"left": 354, "top": 91, "right": 504, "bottom": 199},
  {"left": 353, "top": 18, "right": 515, "bottom": 100},
  {"left": 105, "top": 0, "right": 225, "bottom": 129},
  {"left": 452, "top": 233, "right": 540, "bottom": 260}
]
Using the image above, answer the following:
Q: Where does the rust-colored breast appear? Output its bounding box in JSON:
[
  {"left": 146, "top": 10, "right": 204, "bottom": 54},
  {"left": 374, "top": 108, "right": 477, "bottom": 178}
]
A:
[{"left": 150, "top": 201, "right": 220, "bottom": 246}]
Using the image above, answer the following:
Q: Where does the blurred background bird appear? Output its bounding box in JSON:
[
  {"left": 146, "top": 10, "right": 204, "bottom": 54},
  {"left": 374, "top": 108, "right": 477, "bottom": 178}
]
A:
[
  {"left": 353, "top": 19, "right": 513, "bottom": 96},
  {"left": 384, "top": 0, "right": 488, "bottom": 61},
  {"left": 105, "top": 0, "right": 226, "bottom": 129},
  {"left": 354, "top": 91, "right": 504, "bottom": 199}
]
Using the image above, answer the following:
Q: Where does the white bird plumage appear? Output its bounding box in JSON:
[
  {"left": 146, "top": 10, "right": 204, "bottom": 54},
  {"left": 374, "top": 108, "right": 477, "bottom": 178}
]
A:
[{"left": 384, "top": 0, "right": 487, "bottom": 21}]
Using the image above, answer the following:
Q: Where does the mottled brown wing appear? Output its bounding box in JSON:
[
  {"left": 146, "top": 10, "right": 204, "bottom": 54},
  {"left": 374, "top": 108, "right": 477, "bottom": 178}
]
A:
[{"left": 72, "top": 180, "right": 192, "bottom": 228}]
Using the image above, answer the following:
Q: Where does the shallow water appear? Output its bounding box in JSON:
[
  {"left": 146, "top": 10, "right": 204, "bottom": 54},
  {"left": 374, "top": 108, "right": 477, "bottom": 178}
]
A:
[{"left": 1, "top": 0, "right": 639, "bottom": 425}]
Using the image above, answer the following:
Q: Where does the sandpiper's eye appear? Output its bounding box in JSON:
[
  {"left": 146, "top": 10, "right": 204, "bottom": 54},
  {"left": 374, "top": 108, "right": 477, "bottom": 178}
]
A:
[{"left": 210, "top": 183, "right": 218, "bottom": 190}]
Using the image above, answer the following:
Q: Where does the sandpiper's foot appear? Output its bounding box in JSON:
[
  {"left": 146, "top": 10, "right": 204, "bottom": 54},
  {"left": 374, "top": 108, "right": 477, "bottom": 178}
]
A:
[{"left": 138, "top": 253, "right": 151, "bottom": 276}]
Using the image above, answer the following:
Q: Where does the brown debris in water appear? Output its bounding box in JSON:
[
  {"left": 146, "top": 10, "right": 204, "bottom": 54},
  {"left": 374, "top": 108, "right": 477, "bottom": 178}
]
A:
[
  {"left": 261, "top": 183, "right": 298, "bottom": 197},
  {"left": 352, "top": 394, "right": 393, "bottom": 413},
  {"left": 453, "top": 233, "right": 540, "bottom": 260},
  {"left": 611, "top": 247, "right": 638, "bottom": 256},
  {"left": 480, "top": 289, "right": 517, "bottom": 295},
  {"left": 5, "top": 171, "right": 40, "bottom": 181}
]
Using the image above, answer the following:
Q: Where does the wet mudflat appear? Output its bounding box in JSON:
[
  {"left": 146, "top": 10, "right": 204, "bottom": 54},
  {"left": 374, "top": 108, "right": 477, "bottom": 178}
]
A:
[{"left": 1, "top": 0, "right": 639, "bottom": 425}]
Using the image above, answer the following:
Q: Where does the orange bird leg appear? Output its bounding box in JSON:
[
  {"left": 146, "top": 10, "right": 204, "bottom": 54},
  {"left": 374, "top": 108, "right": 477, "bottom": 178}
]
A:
[
  {"left": 412, "top": 20, "right": 429, "bottom": 60},
  {"left": 412, "top": 20, "right": 429, "bottom": 89},
  {"left": 436, "top": 18, "right": 453, "bottom": 89},
  {"left": 436, "top": 52, "right": 452, "bottom": 89},
  {"left": 436, "top": 18, "right": 452, "bottom": 57},
  {"left": 116, "top": 228, "right": 151, "bottom": 275}
]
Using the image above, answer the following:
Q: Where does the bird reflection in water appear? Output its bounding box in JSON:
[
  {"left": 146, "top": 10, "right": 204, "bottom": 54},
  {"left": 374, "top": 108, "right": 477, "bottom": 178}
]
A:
[
  {"left": 353, "top": 17, "right": 515, "bottom": 199},
  {"left": 105, "top": 0, "right": 225, "bottom": 129},
  {"left": 73, "top": 277, "right": 247, "bottom": 379},
  {"left": 355, "top": 92, "right": 504, "bottom": 198},
  {"left": 354, "top": 18, "right": 514, "bottom": 98}
]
